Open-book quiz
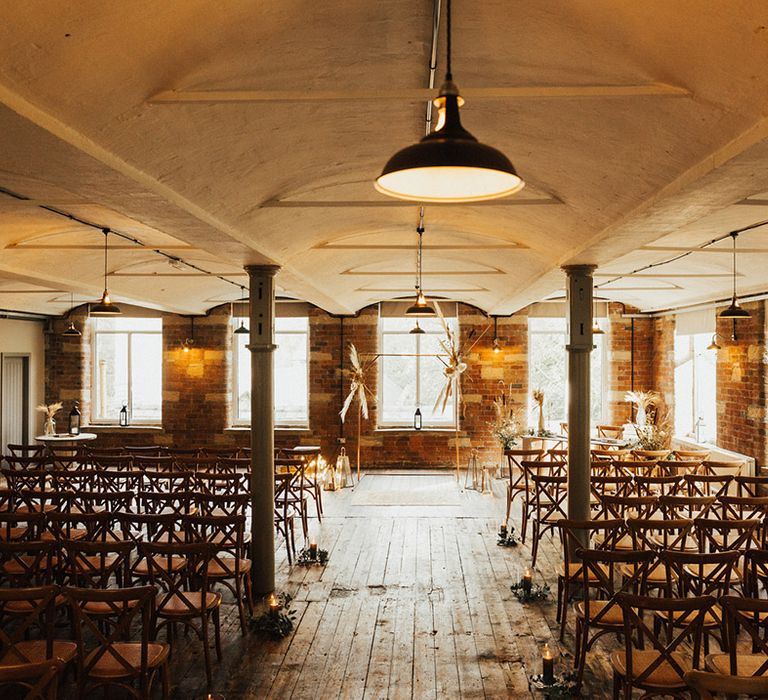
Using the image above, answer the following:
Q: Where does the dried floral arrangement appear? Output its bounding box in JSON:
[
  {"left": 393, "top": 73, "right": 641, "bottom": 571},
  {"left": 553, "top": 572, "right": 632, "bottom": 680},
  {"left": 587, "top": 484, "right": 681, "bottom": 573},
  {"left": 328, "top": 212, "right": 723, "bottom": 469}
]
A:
[
  {"left": 625, "top": 391, "right": 672, "bottom": 449},
  {"left": 490, "top": 381, "right": 522, "bottom": 449},
  {"left": 36, "top": 402, "right": 63, "bottom": 419}
]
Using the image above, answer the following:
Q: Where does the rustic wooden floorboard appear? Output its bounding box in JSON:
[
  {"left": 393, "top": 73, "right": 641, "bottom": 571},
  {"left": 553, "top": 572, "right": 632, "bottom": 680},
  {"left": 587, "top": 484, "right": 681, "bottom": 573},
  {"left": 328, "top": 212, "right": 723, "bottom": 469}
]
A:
[{"left": 163, "top": 470, "right": 620, "bottom": 699}]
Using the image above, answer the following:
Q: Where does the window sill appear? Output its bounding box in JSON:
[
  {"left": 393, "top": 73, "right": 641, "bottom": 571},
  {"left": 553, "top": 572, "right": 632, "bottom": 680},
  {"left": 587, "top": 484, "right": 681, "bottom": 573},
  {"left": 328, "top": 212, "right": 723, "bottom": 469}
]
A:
[
  {"left": 225, "top": 427, "right": 312, "bottom": 433},
  {"left": 84, "top": 425, "right": 163, "bottom": 432},
  {"left": 375, "top": 427, "right": 457, "bottom": 433}
]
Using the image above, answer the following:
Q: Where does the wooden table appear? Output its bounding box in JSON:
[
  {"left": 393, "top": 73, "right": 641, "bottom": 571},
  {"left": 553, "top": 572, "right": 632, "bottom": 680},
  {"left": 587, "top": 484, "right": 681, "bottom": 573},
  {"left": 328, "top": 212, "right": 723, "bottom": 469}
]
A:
[{"left": 35, "top": 432, "right": 98, "bottom": 448}]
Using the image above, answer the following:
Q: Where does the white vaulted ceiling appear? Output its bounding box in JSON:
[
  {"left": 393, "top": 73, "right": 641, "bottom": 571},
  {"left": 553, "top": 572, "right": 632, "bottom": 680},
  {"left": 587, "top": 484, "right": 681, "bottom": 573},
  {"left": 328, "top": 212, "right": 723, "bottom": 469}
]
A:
[{"left": 0, "top": 1, "right": 768, "bottom": 316}]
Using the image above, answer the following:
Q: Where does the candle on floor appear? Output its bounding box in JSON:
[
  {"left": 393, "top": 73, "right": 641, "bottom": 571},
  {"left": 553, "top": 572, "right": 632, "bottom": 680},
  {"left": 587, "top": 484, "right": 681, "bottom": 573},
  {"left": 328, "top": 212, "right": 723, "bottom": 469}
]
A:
[
  {"left": 309, "top": 541, "right": 318, "bottom": 560},
  {"left": 499, "top": 521, "right": 508, "bottom": 538},
  {"left": 542, "top": 643, "right": 555, "bottom": 684},
  {"left": 268, "top": 593, "right": 280, "bottom": 616},
  {"left": 523, "top": 567, "right": 532, "bottom": 594}
]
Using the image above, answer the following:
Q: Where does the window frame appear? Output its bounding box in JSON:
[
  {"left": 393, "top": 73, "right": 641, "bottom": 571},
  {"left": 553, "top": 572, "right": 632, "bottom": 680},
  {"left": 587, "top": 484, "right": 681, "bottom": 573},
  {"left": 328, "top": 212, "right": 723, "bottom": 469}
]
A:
[
  {"left": 231, "top": 316, "right": 310, "bottom": 429},
  {"left": 91, "top": 318, "right": 163, "bottom": 425},
  {"left": 527, "top": 317, "right": 607, "bottom": 426},
  {"left": 377, "top": 316, "right": 458, "bottom": 429},
  {"left": 673, "top": 332, "right": 716, "bottom": 443}
]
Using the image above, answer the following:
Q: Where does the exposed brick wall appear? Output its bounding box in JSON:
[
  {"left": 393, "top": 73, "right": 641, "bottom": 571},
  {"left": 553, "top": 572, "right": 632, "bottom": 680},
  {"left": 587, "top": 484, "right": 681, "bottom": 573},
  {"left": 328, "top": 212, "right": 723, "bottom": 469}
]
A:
[
  {"left": 607, "top": 303, "right": 654, "bottom": 425},
  {"left": 651, "top": 315, "right": 676, "bottom": 428},
  {"left": 715, "top": 301, "right": 767, "bottom": 466},
  {"left": 45, "top": 301, "right": 671, "bottom": 468}
]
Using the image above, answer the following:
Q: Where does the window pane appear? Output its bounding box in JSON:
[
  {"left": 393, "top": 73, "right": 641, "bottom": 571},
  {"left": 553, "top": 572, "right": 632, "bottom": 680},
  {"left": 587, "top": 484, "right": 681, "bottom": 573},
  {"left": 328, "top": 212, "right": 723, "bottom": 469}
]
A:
[
  {"left": 590, "top": 334, "right": 604, "bottom": 424},
  {"left": 693, "top": 332, "right": 717, "bottom": 443},
  {"left": 130, "top": 333, "right": 162, "bottom": 421},
  {"left": 94, "top": 333, "right": 129, "bottom": 420},
  {"left": 529, "top": 326, "right": 567, "bottom": 427},
  {"left": 674, "top": 335, "right": 694, "bottom": 438},
  {"left": 94, "top": 318, "right": 161, "bottom": 332},
  {"left": 233, "top": 317, "right": 309, "bottom": 426},
  {"left": 419, "top": 332, "right": 454, "bottom": 424},
  {"left": 275, "top": 331, "right": 309, "bottom": 425},
  {"left": 380, "top": 333, "right": 417, "bottom": 424}
]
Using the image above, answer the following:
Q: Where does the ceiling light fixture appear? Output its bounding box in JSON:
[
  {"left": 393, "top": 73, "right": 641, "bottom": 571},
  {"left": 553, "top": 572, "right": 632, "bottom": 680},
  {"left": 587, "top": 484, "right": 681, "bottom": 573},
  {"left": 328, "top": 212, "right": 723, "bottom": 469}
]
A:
[
  {"left": 591, "top": 292, "right": 605, "bottom": 335},
  {"left": 375, "top": 0, "right": 524, "bottom": 203},
  {"left": 182, "top": 317, "right": 195, "bottom": 353},
  {"left": 719, "top": 232, "right": 750, "bottom": 319},
  {"left": 410, "top": 320, "right": 426, "bottom": 335},
  {"left": 405, "top": 216, "right": 435, "bottom": 317},
  {"left": 90, "top": 228, "right": 121, "bottom": 316},
  {"left": 61, "top": 291, "right": 82, "bottom": 337},
  {"left": 233, "top": 287, "right": 250, "bottom": 334},
  {"left": 706, "top": 334, "right": 722, "bottom": 351},
  {"left": 492, "top": 316, "right": 502, "bottom": 353}
]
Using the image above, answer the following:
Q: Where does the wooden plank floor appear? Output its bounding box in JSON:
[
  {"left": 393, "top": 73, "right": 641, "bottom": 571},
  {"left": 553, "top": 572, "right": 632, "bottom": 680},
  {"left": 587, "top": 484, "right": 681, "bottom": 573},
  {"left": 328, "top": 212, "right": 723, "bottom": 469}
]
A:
[{"left": 171, "top": 471, "right": 607, "bottom": 699}]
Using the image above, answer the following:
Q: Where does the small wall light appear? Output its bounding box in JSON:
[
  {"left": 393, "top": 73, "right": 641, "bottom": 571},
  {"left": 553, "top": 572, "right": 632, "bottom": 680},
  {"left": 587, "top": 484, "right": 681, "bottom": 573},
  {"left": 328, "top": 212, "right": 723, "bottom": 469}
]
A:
[{"left": 492, "top": 316, "right": 502, "bottom": 353}]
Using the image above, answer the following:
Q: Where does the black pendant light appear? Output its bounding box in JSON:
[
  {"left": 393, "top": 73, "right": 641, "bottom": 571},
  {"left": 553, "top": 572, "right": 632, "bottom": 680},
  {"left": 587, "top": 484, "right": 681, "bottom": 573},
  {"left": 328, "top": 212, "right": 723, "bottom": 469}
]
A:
[
  {"left": 61, "top": 291, "right": 82, "bottom": 337},
  {"left": 410, "top": 320, "right": 426, "bottom": 335},
  {"left": 405, "top": 218, "right": 435, "bottom": 317},
  {"left": 706, "top": 333, "right": 721, "bottom": 351},
  {"left": 591, "top": 294, "right": 605, "bottom": 335},
  {"left": 719, "top": 232, "right": 750, "bottom": 319},
  {"left": 182, "top": 317, "right": 195, "bottom": 353},
  {"left": 233, "top": 287, "right": 250, "bottom": 334},
  {"left": 375, "top": 0, "right": 524, "bottom": 203},
  {"left": 91, "top": 228, "right": 121, "bottom": 316}
]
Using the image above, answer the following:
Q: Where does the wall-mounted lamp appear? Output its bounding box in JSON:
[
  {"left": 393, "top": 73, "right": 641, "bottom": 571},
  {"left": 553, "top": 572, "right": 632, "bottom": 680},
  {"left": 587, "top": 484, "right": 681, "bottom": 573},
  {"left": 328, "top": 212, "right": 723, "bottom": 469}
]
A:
[
  {"left": 491, "top": 316, "right": 502, "bottom": 353},
  {"left": 182, "top": 317, "right": 195, "bottom": 353}
]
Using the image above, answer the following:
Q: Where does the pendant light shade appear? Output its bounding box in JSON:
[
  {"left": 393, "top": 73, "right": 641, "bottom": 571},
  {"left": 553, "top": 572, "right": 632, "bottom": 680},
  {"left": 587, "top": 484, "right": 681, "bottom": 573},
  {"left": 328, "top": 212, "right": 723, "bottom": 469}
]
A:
[
  {"left": 233, "top": 287, "right": 250, "bottom": 334},
  {"left": 405, "top": 219, "right": 435, "bottom": 317},
  {"left": 375, "top": 0, "right": 524, "bottom": 203},
  {"left": 719, "top": 232, "right": 750, "bottom": 319},
  {"left": 91, "top": 229, "right": 121, "bottom": 316},
  {"left": 61, "top": 291, "right": 82, "bottom": 337},
  {"left": 591, "top": 320, "right": 605, "bottom": 335},
  {"left": 409, "top": 320, "right": 426, "bottom": 335}
]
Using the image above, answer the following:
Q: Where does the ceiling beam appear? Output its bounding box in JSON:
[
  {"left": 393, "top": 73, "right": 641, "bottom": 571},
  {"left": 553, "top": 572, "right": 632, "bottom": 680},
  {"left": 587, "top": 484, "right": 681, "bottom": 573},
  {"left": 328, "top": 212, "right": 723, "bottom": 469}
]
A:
[
  {"left": 261, "top": 197, "right": 558, "bottom": 208},
  {"left": 6, "top": 244, "right": 196, "bottom": 251},
  {"left": 149, "top": 83, "right": 690, "bottom": 104}
]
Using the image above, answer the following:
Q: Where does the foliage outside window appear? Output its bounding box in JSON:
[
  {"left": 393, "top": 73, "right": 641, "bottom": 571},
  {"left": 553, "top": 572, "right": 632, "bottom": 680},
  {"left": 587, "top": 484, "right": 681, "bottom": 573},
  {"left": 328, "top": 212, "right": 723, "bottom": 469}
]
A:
[
  {"left": 674, "top": 332, "right": 716, "bottom": 443},
  {"left": 378, "top": 316, "right": 457, "bottom": 428},
  {"left": 528, "top": 317, "right": 604, "bottom": 428},
  {"left": 92, "top": 317, "right": 162, "bottom": 424},
  {"left": 233, "top": 316, "right": 309, "bottom": 427}
]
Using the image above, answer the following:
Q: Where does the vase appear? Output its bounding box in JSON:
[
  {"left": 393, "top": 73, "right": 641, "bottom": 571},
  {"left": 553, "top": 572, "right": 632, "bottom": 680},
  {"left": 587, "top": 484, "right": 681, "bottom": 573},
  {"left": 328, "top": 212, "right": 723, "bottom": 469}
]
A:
[
  {"left": 44, "top": 417, "right": 56, "bottom": 436},
  {"left": 636, "top": 405, "right": 647, "bottom": 428},
  {"left": 538, "top": 405, "right": 545, "bottom": 434}
]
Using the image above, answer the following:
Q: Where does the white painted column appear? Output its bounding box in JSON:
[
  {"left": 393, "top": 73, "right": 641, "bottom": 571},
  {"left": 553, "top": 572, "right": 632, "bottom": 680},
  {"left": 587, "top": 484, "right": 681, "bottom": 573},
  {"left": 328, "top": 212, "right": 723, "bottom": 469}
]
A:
[
  {"left": 563, "top": 265, "right": 595, "bottom": 530},
  {"left": 246, "top": 264, "right": 280, "bottom": 594}
]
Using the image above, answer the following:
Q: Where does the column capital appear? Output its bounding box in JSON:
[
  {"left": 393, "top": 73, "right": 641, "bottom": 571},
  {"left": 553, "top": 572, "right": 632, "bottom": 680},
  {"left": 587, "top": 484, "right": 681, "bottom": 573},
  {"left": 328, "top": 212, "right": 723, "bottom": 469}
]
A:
[
  {"left": 561, "top": 264, "right": 597, "bottom": 275},
  {"left": 245, "top": 264, "right": 281, "bottom": 277}
]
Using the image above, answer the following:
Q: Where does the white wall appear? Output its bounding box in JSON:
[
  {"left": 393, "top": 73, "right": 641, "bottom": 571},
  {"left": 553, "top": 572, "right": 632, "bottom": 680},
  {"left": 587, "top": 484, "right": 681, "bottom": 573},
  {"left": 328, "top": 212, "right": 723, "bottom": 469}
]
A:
[{"left": 0, "top": 318, "right": 46, "bottom": 439}]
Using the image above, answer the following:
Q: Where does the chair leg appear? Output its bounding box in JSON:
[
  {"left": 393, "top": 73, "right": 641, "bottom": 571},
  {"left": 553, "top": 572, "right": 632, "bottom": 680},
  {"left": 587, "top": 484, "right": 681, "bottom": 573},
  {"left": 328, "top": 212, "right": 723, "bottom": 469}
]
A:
[
  {"left": 531, "top": 521, "right": 540, "bottom": 568},
  {"left": 559, "top": 584, "right": 569, "bottom": 641},
  {"left": 505, "top": 484, "right": 512, "bottom": 523},
  {"left": 214, "top": 607, "right": 222, "bottom": 660}
]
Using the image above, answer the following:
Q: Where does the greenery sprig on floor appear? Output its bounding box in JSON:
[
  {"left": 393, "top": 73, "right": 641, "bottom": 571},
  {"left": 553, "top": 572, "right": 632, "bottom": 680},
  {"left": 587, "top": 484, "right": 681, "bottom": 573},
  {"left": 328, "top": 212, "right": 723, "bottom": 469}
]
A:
[
  {"left": 296, "top": 546, "right": 329, "bottom": 566},
  {"left": 530, "top": 671, "right": 580, "bottom": 697},
  {"left": 252, "top": 592, "right": 296, "bottom": 639},
  {"left": 497, "top": 524, "right": 520, "bottom": 547},
  {"left": 510, "top": 580, "right": 551, "bottom": 603}
]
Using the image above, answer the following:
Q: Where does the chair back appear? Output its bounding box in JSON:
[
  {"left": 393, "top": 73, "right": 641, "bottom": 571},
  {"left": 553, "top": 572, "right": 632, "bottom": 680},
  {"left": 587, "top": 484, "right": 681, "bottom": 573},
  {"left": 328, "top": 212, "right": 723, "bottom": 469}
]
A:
[
  {"left": 0, "top": 540, "right": 55, "bottom": 587},
  {"left": 0, "top": 585, "right": 58, "bottom": 662},
  {"left": 65, "top": 585, "right": 157, "bottom": 689},
  {"left": 720, "top": 595, "right": 768, "bottom": 677},
  {"left": 61, "top": 539, "right": 134, "bottom": 588},
  {"left": 701, "top": 460, "right": 744, "bottom": 478},
  {"left": 616, "top": 593, "right": 715, "bottom": 689},
  {"left": 627, "top": 517, "right": 694, "bottom": 551},
  {"left": 0, "top": 657, "right": 64, "bottom": 699},
  {"left": 659, "top": 495, "right": 716, "bottom": 520},
  {"left": 634, "top": 474, "right": 682, "bottom": 497},
  {"left": 735, "top": 475, "right": 768, "bottom": 498},
  {"left": 684, "top": 473, "right": 734, "bottom": 498},
  {"left": 599, "top": 494, "right": 659, "bottom": 520},
  {"left": 659, "top": 549, "right": 740, "bottom": 598},
  {"left": 695, "top": 517, "right": 761, "bottom": 553},
  {"left": 684, "top": 669, "right": 768, "bottom": 699}
]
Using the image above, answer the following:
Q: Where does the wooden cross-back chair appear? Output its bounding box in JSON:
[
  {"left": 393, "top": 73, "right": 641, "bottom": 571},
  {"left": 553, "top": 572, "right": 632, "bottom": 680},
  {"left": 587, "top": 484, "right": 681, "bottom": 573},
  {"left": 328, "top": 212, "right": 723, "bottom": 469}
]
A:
[
  {"left": 0, "top": 540, "right": 56, "bottom": 588},
  {"left": 611, "top": 593, "right": 716, "bottom": 700},
  {"left": 656, "top": 459, "right": 698, "bottom": 478},
  {"left": 140, "top": 469, "right": 192, "bottom": 495},
  {"left": 623, "top": 518, "right": 695, "bottom": 589},
  {"left": 139, "top": 541, "right": 222, "bottom": 689},
  {"left": 520, "top": 460, "right": 566, "bottom": 543},
  {"left": 717, "top": 496, "right": 768, "bottom": 545},
  {"left": 596, "top": 424, "right": 624, "bottom": 439},
  {"left": 707, "top": 596, "right": 768, "bottom": 679},
  {"left": 684, "top": 669, "right": 768, "bottom": 699},
  {"left": 735, "top": 475, "right": 768, "bottom": 498},
  {"left": 658, "top": 549, "right": 740, "bottom": 653},
  {"left": 185, "top": 514, "right": 253, "bottom": 635},
  {"left": 700, "top": 460, "right": 745, "bottom": 478},
  {"left": 0, "top": 658, "right": 65, "bottom": 700},
  {"left": 0, "top": 585, "right": 76, "bottom": 672},
  {"left": 529, "top": 473, "right": 568, "bottom": 568},
  {"left": 744, "top": 550, "right": 768, "bottom": 603},
  {"left": 65, "top": 584, "right": 170, "bottom": 700},
  {"left": 193, "top": 471, "right": 249, "bottom": 498},
  {"left": 659, "top": 495, "right": 716, "bottom": 521},
  {"left": 195, "top": 492, "right": 250, "bottom": 519},
  {"left": 634, "top": 474, "right": 683, "bottom": 497},
  {"left": 572, "top": 547, "right": 655, "bottom": 691},
  {"left": 503, "top": 448, "right": 544, "bottom": 523},
  {"left": 684, "top": 473, "right": 734, "bottom": 499},
  {"left": 273, "top": 472, "right": 297, "bottom": 566},
  {"left": 61, "top": 539, "right": 134, "bottom": 597},
  {"left": 6, "top": 445, "right": 47, "bottom": 459},
  {"left": 61, "top": 489, "right": 135, "bottom": 516},
  {"left": 0, "top": 512, "right": 44, "bottom": 543},
  {"left": 555, "top": 518, "right": 625, "bottom": 642},
  {"left": 48, "top": 467, "right": 100, "bottom": 495},
  {"left": 137, "top": 491, "right": 196, "bottom": 518}
]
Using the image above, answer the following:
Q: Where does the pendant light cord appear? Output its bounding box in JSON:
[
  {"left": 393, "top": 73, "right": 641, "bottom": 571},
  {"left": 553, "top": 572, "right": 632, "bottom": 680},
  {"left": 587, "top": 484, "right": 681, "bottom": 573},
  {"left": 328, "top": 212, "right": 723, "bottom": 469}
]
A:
[
  {"left": 731, "top": 232, "right": 738, "bottom": 300},
  {"left": 445, "top": 0, "right": 452, "bottom": 80},
  {"left": 416, "top": 211, "right": 426, "bottom": 293},
  {"left": 102, "top": 228, "right": 109, "bottom": 290}
]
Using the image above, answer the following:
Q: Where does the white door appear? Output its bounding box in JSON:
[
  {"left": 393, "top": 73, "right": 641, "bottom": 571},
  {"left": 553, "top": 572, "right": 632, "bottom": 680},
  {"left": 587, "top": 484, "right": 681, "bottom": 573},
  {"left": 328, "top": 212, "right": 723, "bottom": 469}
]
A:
[{"left": 1, "top": 355, "right": 29, "bottom": 448}]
